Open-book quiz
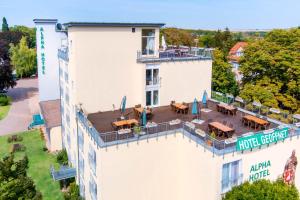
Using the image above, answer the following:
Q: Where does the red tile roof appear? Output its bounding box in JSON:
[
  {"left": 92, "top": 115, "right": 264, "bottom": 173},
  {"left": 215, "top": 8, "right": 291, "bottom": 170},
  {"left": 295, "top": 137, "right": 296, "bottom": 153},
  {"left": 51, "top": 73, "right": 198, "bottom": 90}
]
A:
[{"left": 228, "top": 42, "right": 248, "bottom": 62}]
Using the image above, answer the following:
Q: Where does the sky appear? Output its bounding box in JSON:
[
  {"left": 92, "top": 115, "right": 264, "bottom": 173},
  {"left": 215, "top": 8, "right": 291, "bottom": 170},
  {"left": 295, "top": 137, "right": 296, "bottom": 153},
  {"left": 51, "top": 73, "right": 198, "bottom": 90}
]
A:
[{"left": 1, "top": 0, "right": 300, "bottom": 30}]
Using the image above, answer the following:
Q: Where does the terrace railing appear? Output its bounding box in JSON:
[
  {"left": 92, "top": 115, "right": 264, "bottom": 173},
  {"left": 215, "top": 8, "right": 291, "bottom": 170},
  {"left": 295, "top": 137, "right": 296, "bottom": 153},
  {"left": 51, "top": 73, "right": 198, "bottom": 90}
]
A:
[
  {"left": 77, "top": 110, "right": 300, "bottom": 156},
  {"left": 50, "top": 165, "right": 76, "bottom": 181},
  {"left": 137, "top": 48, "right": 212, "bottom": 63},
  {"left": 58, "top": 47, "right": 69, "bottom": 61}
]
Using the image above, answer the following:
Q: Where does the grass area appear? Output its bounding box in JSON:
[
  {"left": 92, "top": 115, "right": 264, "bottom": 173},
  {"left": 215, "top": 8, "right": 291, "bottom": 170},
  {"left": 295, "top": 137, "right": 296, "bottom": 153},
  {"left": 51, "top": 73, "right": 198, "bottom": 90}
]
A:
[
  {"left": 0, "top": 130, "right": 64, "bottom": 200},
  {"left": 0, "top": 104, "right": 10, "bottom": 120}
]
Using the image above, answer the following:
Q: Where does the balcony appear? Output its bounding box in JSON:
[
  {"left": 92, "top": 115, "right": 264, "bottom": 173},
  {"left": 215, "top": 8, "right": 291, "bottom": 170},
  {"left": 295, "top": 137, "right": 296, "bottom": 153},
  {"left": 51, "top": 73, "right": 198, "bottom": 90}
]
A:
[
  {"left": 50, "top": 165, "right": 76, "bottom": 181},
  {"left": 137, "top": 48, "right": 212, "bottom": 63}
]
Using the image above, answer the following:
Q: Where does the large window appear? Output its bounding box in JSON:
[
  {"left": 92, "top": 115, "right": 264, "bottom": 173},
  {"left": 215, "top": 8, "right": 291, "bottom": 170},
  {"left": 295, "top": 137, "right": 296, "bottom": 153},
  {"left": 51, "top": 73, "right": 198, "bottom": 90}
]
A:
[
  {"left": 79, "top": 152, "right": 85, "bottom": 179},
  {"left": 89, "top": 176, "right": 97, "bottom": 200},
  {"left": 78, "top": 127, "right": 84, "bottom": 152},
  {"left": 146, "top": 68, "right": 159, "bottom": 86},
  {"left": 222, "top": 160, "right": 243, "bottom": 193},
  {"left": 142, "top": 29, "right": 155, "bottom": 55},
  {"left": 88, "top": 145, "right": 96, "bottom": 176}
]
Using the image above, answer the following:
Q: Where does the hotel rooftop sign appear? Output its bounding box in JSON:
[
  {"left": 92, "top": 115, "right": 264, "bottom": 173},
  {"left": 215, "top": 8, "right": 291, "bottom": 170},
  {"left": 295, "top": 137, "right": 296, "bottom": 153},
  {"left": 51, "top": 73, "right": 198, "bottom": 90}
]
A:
[{"left": 236, "top": 128, "right": 289, "bottom": 151}]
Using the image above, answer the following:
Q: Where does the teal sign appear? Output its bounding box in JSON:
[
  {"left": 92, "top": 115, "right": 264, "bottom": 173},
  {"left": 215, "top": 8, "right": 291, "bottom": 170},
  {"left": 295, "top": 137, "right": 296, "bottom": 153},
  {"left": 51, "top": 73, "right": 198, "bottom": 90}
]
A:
[
  {"left": 236, "top": 128, "right": 289, "bottom": 151},
  {"left": 39, "top": 27, "right": 46, "bottom": 75},
  {"left": 249, "top": 160, "right": 271, "bottom": 181}
]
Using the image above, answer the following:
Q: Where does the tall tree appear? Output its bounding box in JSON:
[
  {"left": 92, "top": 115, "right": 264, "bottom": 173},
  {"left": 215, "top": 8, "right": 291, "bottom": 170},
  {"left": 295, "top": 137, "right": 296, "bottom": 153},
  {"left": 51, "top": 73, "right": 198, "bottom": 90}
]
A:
[
  {"left": 212, "top": 49, "right": 239, "bottom": 96},
  {"left": 0, "top": 154, "right": 42, "bottom": 200},
  {"left": 239, "top": 28, "right": 300, "bottom": 113},
  {"left": 0, "top": 59, "right": 16, "bottom": 91},
  {"left": 223, "top": 179, "right": 299, "bottom": 200},
  {"left": 10, "top": 36, "right": 37, "bottom": 78},
  {"left": 2, "top": 17, "right": 9, "bottom": 32},
  {"left": 10, "top": 26, "right": 36, "bottom": 48}
]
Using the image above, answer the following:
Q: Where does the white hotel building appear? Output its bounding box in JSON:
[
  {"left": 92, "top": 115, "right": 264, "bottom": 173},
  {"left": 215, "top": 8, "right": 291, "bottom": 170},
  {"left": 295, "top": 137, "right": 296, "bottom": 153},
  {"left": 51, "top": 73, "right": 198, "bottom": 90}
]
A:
[{"left": 36, "top": 19, "right": 300, "bottom": 200}]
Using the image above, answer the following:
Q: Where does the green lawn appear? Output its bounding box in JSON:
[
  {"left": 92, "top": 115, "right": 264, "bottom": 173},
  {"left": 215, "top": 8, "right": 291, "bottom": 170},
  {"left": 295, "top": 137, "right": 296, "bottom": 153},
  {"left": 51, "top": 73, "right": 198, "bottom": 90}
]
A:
[
  {"left": 0, "top": 104, "right": 10, "bottom": 120},
  {"left": 0, "top": 130, "right": 64, "bottom": 200}
]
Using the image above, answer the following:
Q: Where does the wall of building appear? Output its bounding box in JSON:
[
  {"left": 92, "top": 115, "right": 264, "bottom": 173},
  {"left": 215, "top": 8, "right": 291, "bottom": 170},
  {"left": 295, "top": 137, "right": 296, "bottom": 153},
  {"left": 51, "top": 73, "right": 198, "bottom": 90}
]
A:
[
  {"left": 35, "top": 20, "right": 66, "bottom": 101},
  {"left": 159, "top": 60, "right": 212, "bottom": 105},
  {"left": 223, "top": 135, "right": 300, "bottom": 192},
  {"left": 49, "top": 126, "right": 62, "bottom": 151},
  {"left": 67, "top": 26, "right": 160, "bottom": 114}
]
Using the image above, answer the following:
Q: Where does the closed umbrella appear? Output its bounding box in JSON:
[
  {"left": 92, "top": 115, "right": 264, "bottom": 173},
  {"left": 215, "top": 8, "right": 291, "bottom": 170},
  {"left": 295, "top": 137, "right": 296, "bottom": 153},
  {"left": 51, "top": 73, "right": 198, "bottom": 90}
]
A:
[
  {"left": 202, "top": 90, "right": 208, "bottom": 108},
  {"left": 121, "top": 96, "right": 126, "bottom": 114},
  {"left": 192, "top": 98, "right": 198, "bottom": 115},
  {"left": 141, "top": 108, "right": 147, "bottom": 126}
]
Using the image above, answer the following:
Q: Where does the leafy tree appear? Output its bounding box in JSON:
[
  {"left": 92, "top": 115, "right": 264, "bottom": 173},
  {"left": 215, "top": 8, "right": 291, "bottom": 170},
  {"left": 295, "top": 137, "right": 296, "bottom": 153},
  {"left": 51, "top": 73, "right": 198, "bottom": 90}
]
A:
[
  {"left": 161, "top": 28, "right": 195, "bottom": 46},
  {"left": 0, "top": 59, "right": 16, "bottom": 91},
  {"left": 2, "top": 17, "right": 9, "bottom": 32},
  {"left": 10, "top": 36, "right": 37, "bottom": 78},
  {"left": 57, "top": 149, "right": 68, "bottom": 165},
  {"left": 0, "top": 154, "right": 42, "bottom": 200},
  {"left": 10, "top": 26, "right": 36, "bottom": 48},
  {"left": 212, "top": 49, "right": 239, "bottom": 96},
  {"left": 0, "top": 31, "right": 23, "bottom": 60},
  {"left": 223, "top": 179, "right": 299, "bottom": 200},
  {"left": 240, "top": 28, "right": 300, "bottom": 113}
]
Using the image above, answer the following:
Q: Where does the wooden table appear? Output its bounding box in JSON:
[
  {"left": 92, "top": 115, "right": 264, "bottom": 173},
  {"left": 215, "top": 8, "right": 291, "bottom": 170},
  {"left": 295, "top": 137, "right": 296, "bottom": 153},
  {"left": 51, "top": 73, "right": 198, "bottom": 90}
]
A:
[
  {"left": 134, "top": 107, "right": 151, "bottom": 115},
  {"left": 112, "top": 119, "right": 138, "bottom": 129},
  {"left": 243, "top": 115, "right": 269, "bottom": 130},
  {"left": 208, "top": 122, "right": 234, "bottom": 138},
  {"left": 217, "top": 104, "right": 237, "bottom": 115},
  {"left": 172, "top": 103, "right": 188, "bottom": 114}
]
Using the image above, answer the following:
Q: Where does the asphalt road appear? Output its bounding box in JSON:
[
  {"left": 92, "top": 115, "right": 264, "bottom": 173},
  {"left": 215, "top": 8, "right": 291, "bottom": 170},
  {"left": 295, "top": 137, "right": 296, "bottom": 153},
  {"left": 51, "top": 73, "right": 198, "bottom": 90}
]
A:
[{"left": 0, "top": 78, "right": 39, "bottom": 135}]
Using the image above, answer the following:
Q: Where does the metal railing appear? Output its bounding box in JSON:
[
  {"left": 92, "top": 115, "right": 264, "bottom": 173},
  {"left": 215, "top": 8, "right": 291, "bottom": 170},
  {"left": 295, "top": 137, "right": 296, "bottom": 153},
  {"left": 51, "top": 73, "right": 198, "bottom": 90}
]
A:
[
  {"left": 77, "top": 109, "right": 300, "bottom": 156},
  {"left": 137, "top": 48, "right": 212, "bottom": 63},
  {"left": 50, "top": 165, "right": 76, "bottom": 181}
]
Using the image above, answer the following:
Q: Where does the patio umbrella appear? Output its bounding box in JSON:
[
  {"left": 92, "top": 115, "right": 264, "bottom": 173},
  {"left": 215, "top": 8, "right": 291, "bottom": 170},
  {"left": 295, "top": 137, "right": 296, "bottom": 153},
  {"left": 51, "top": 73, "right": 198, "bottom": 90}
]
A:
[
  {"left": 121, "top": 96, "right": 126, "bottom": 114},
  {"left": 141, "top": 108, "right": 147, "bottom": 126},
  {"left": 202, "top": 90, "right": 208, "bottom": 108},
  {"left": 192, "top": 98, "right": 198, "bottom": 115}
]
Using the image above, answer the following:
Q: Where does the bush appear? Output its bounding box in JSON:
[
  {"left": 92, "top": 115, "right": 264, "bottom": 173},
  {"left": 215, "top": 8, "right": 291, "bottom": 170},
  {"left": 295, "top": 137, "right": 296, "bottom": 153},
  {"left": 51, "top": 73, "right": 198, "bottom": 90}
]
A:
[
  {"left": 56, "top": 149, "right": 68, "bottom": 165},
  {"left": 0, "top": 95, "right": 9, "bottom": 106},
  {"left": 7, "top": 135, "right": 23, "bottom": 143},
  {"left": 63, "top": 182, "right": 82, "bottom": 200}
]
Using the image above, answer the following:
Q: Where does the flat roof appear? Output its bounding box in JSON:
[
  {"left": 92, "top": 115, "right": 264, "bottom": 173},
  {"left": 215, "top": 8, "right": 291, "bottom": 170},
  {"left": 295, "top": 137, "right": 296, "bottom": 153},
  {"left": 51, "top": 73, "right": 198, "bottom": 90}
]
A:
[
  {"left": 64, "top": 22, "right": 165, "bottom": 28},
  {"left": 39, "top": 99, "right": 61, "bottom": 128},
  {"left": 33, "top": 19, "right": 58, "bottom": 23}
]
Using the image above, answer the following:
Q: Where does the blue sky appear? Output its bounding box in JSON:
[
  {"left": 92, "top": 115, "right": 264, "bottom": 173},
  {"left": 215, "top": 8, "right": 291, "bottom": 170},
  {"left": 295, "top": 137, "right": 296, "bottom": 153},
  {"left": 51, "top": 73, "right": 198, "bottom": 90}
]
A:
[{"left": 1, "top": 0, "right": 300, "bottom": 30}]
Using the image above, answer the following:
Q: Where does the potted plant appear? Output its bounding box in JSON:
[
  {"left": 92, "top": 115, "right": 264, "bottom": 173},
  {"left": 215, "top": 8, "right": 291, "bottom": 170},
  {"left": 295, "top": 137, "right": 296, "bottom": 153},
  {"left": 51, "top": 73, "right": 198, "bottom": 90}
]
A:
[
  {"left": 133, "top": 125, "right": 141, "bottom": 137},
  {"left": 206, "top": 131, "right": 216, "bottom": 146}
]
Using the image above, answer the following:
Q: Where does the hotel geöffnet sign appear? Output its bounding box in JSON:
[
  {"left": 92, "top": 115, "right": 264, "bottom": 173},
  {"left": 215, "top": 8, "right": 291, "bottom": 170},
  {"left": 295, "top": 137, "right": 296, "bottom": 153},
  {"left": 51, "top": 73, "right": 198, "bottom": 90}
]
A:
[{"left": 236, "top": 128, "right": 289, "bottom": 151}]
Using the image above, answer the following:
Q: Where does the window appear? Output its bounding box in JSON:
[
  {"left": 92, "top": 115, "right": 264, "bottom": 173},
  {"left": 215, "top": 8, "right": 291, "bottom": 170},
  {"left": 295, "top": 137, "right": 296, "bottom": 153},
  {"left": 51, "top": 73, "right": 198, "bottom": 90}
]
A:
[
  {"left": 79, "top": 176, "right": 85, "bottom": 198},
  {"left": 79, "top": 152, "right": 85, "bottom": 179},
  {"left": 89, "top": 176, "right": 97, "bottom": 200},
  {"left": 222, "top": 160, "right": 243, "bottom": 193},
  {"left": 146, "top": 90, "right": 159, "bottom": 106},
  {"left": 142, "top": 29, "right": 155, "bottom": 55},
  {"left": 66, "top": 113, "right": 70, "bottom": 127},
  {"left": 65, "top": 92, "right": 69, "bottom": 105},
  {"left": 78, "top": 127, "right": 84, "bottom": 152},
  {"left": 146, "top": 68, "right": 159, "bottom": 86},
  {"left": 88, "top": 145, "right": 96, "bottom": 176},
  {"left": 64, "top": 72, "right": 69, "bottom": 83}
]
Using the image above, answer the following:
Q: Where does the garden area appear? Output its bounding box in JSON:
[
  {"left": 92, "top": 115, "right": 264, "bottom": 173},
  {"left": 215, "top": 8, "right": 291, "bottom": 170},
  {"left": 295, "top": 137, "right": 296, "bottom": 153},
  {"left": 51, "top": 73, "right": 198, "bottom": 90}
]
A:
[
  {"left": 0, "top": 94, "right": 11, "bottom": 120},
  {"left": 0, "top": 130, "right": 64, "bottom": 200}
]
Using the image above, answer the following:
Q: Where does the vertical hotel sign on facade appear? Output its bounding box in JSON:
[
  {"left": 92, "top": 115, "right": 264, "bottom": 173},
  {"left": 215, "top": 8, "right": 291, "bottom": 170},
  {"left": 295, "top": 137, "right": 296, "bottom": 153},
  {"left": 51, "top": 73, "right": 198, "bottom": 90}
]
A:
[{"left": 40, "top": 27, "right": 46, "bottom": 75}]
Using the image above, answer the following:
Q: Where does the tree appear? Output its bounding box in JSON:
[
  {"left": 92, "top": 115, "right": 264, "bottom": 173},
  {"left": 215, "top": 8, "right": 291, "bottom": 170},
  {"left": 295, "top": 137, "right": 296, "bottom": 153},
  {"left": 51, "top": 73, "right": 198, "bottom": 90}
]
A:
[
  {"left": 161, "top": 28, "right": 195, "bottom": 46},
  {"left": 212, "top": 49, "right": 239, "bottom": 96},
  {"left": 239, "top": 28, "right": 300, "bottom": 113},
  {"left": 2, "top": 17, "right": 9, "bottom": 32},
  {"left": 223, "top": 179, "right": 299, "bottom": 200},
  {"left": 10, "top": 36, "right": 37, "bottom": 78},
  {"left": 0, "top": 59, "right": 16, "bottom": 91},
  {"left": 10, "top": 26, "right": 36, "bottom": 48},
  {"left": 0, "top": 154, "right": 42, "bottom": 200},
  {"left": 64, "top": 182, "right": 83, "bottom": 200}
]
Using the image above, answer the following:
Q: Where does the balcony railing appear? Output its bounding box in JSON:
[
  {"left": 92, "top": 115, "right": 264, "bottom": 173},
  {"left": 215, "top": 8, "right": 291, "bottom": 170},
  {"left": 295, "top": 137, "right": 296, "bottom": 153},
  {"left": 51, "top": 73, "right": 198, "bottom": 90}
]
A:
[
  {"left": 137, "top": 48, "right": 212, "bottom": 63},
  {"left": 50, "top": 165, "right": 76, "bottom": 181},
  {"left": 76, "top": 109, "right": 300, "bottom": 156},
  {"left": 58, "top": 47, "right": 69, "bottom": 61}
]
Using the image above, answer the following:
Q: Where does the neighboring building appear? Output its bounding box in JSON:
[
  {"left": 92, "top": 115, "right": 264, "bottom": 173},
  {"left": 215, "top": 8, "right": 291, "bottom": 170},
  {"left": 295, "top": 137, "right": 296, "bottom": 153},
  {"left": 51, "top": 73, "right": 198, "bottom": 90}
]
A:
[
  {"left": 34, "top": 19, "right": 66, "bottom": 151},
  {"left": 48, "top": 19, "right": 300, "bottom": 200},
  {"left": 228, "top": 42, "right": 247, "bottom": 82},
  {"left": 39, "top": 99, "right": 62, "bottom": 151}
]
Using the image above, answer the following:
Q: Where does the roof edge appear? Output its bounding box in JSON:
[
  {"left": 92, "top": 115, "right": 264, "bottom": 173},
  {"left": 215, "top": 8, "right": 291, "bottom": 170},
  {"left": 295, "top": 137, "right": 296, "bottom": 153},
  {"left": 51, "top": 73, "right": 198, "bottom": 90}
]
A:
[
  {"left": 33, "top": 19, "right": 58, "bottom": 24},
  {"left": 64, "top": 22, "right": 165, "bottom": 28}
]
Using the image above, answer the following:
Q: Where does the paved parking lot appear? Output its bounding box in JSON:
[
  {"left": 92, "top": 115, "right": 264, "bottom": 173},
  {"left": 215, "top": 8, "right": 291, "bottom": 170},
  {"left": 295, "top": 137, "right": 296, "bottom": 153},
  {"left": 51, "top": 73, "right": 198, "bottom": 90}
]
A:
[{"left": 0, "top": 78, "right": 39, "bottom": 135}]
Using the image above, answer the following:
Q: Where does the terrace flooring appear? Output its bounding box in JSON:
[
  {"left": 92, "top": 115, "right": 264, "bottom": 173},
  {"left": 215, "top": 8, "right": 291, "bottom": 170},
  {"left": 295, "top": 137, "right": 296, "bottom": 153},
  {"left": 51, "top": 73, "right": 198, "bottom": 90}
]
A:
[{"left": 87, "top": 100, "right": 277, "bottom": 138}]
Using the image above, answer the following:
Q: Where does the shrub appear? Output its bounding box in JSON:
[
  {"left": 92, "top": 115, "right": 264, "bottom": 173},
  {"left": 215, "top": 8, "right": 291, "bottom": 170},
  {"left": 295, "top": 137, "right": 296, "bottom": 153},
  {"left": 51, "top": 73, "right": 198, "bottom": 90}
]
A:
[
  {"left": 56, "top": 149, "right": 68, "bottom": 165},
  {"left": 0, "top": 95, "right": 9, "bottom": 106},
  {"left": 11, "top": 143, "right": 26, "bottom": 153},
  {"left": 245, "top": 103, "right": 254, "bottom": 111},
  {"left": 7, "top": 135, "right": 23, "bottom": 143},
  {"left": 63, "top": 182, "right": 82, "bottom": 200}
]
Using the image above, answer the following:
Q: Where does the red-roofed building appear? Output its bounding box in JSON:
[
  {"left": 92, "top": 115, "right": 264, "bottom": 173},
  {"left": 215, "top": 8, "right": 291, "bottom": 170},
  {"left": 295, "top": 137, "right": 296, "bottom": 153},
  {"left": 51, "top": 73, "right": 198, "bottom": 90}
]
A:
[{"left": 228, "top": 42, "right": 248, "bottom": 82}]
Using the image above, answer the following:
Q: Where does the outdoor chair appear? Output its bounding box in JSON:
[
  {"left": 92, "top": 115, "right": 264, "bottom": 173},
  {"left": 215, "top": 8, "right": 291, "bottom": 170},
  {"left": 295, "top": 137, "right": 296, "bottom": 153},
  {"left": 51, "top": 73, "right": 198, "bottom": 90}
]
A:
[
  {"left": 135, "top": 104, "right": 141, "bottom": 108},
  {"left": 222, "top": 120, "right": 227, "bottom": 125}
]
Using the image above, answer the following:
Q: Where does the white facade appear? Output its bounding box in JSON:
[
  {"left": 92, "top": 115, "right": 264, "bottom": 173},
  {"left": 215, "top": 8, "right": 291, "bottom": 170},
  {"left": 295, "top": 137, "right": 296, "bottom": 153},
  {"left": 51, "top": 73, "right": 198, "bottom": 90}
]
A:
[{"left": 34, "top": 19, "right": 66, "bottom": 102}]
